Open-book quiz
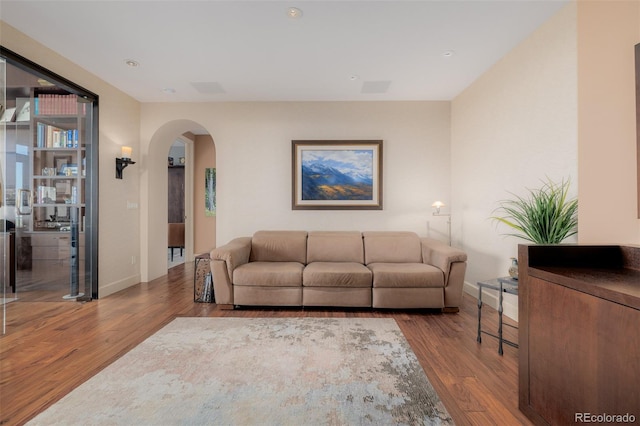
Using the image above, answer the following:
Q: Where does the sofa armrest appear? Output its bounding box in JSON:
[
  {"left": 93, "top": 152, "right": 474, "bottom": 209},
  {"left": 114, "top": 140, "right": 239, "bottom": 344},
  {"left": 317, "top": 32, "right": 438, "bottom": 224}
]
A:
[
  {"left": 421, "top": 238, "right": 468, "bottom": 308},
  {"left": 211, "top": 236, "right": 252, "bottom": 280},
  {"left": 210, "top": 237, "right": 252, "bottom": 304},
  {"left": 421, "top": 238, "right": 467, "bottom": 275}
]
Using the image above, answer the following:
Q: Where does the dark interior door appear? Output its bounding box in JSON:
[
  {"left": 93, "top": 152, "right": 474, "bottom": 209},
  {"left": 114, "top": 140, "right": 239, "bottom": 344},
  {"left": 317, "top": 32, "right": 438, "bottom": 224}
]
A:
[{"left": 168, "top": 166, "right": 184, "bottom": 223}]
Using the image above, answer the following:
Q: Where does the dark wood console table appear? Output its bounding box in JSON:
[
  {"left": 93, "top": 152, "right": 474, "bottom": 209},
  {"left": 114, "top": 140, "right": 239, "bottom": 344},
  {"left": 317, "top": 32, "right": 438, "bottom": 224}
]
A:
[{"left": 518, "top": 244, "right": 639, "bottom": 425}]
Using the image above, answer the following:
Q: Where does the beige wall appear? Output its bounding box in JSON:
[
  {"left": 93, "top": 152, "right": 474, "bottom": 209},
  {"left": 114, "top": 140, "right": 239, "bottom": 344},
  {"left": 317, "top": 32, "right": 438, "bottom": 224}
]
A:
[
  {"left": 6, "top": 1, "right": 638, "bottom": 294},
  {"left": 451, "top": 4, "right": 578, "bottom": 319},
  {"left": 140, "top": 102, "right": 452, "bottom": 281},
  {"left": 452, "top": 0, "right": 640, "bottom": 321},
  {"left": 194, "top": 135, "right": 216, "bottom": 254},
  {"left": 1, "top": 21, "right": 142, "bottom": 297},
  {"left": 577, "top": 0, "right": 640, "bottom": 244}
]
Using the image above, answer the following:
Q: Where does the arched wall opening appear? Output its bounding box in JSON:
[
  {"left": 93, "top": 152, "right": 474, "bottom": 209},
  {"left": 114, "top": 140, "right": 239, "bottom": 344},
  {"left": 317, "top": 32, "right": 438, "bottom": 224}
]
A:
[{"left": 141, "top": 119, "right": 215, "bottom": 282}]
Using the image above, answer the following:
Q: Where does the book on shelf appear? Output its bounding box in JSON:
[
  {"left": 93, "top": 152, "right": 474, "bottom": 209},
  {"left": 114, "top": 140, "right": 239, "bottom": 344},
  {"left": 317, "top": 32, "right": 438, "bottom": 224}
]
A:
[
  {"left": 36, "top": 122, "right": 79, "bottom": 148},
  {"left": 36, "top": 122, "right": 46, "bottom": 147},
  {"left": 34, "top": 94, "right": 85, "bottom": 116}
]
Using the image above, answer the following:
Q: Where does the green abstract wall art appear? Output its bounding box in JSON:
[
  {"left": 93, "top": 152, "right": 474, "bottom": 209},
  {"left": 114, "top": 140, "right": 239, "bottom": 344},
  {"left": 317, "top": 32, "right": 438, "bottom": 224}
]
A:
[{"left": 205, "top": 168, "right": 216, "bottom": 216}]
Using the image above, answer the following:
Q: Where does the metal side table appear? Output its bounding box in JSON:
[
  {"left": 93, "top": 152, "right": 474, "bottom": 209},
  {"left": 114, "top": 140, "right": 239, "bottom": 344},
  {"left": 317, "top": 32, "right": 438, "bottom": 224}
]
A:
[{"left": 477, "top": 276, "right": 519, "bottom": 355}]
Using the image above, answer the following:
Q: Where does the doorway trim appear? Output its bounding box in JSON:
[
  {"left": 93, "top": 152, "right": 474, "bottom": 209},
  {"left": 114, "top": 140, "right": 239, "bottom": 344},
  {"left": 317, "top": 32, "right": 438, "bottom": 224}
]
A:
[
  {"left": 171, "top": 134, "right": 194, "bottom": 268},
  {"left": 141, "top": 119, "right": 209, "bottom": 282}
]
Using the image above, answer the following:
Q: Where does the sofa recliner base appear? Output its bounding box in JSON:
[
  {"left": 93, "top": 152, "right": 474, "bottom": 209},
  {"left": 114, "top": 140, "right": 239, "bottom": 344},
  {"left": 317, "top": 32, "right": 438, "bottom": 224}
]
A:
[
  {"left": 234, "top": 286, "right": 302, "bottom": 306},
  {"left": 302, "top": 287, "right": 371, "bottom": 307},
  {"left": 372, "top": 287, "right": 444, "bottom": 309}
]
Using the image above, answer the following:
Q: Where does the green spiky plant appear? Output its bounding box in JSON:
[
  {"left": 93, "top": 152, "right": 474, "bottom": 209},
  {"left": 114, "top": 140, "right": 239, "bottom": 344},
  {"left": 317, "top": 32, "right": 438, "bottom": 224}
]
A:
[{"left": 491, "top": 178, "right": 578, "bottom": 244}]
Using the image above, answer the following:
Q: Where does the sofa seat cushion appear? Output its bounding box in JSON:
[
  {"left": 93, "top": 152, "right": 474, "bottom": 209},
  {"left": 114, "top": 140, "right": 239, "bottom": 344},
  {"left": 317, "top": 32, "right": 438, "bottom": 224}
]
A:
[
  {"left": 368, "top": 263, "right": 444, "bottom": 288},
  {"left": 233, "top": 262, "right": 303, "bottom": 287},
  {"left": 303, "top": 262, "right": 372, "bottom": 288}
]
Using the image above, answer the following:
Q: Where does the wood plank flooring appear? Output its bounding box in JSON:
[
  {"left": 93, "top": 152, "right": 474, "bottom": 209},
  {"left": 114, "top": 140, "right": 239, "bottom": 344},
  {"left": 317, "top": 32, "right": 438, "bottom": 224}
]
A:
[{"left": 0, "top": 262, "right": 529, "bottom": 426}]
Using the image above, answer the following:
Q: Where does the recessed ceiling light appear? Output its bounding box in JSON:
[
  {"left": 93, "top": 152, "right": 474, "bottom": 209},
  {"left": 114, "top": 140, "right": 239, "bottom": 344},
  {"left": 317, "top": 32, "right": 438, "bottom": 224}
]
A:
[
  {"left": 442, "top": 50, "right": 455, "bottom": 58},
  {"left": 287, "top": 7, "right": 303, "bottom": 19},
  {"left": 162, "top": 88, "right": 176, "bottom": 94},
  {"left": 349, "top": 75, "right": 360, "bottom": 81},
  {"left": 124, "top": 59, "right": 140, "bottom": 67}
]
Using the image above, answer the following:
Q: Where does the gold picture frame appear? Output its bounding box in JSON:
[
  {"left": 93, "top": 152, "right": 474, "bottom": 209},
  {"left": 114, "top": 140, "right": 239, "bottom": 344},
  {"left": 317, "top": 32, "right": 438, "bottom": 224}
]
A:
[{"left": 291, "top": 140, "right": 383, "bottom": 210}]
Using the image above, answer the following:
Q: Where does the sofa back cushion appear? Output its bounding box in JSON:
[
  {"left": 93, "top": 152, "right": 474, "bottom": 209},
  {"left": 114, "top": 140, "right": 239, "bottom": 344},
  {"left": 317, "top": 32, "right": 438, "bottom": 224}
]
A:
[
  {"left": 307, "top": 231, "right": 364, "bottom": 263},
  {"left": 363, "top": 231, "right": 423, "bottom": 264},
  {"left": 250, "top": 230, "right": 308, "bottom": 263}
]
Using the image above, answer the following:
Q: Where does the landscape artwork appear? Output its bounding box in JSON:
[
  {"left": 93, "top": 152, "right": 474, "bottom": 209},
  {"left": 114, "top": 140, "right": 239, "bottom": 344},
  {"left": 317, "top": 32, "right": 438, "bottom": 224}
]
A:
[
  {"left": 205, "top": 168, "right": 216, "bottom": 216},
  {"left": 292, "top": 140, "right": 382, "bottom": 210}
]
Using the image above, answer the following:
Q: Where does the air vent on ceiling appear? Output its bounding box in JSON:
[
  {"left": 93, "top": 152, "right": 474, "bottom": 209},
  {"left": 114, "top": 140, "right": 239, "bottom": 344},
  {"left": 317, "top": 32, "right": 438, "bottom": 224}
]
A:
[
  {"left": 190, "top": 82, "right": 226, "bottom": 94},
  {"left": 361, "top": 81, "right": 391, "bottom": 94}
]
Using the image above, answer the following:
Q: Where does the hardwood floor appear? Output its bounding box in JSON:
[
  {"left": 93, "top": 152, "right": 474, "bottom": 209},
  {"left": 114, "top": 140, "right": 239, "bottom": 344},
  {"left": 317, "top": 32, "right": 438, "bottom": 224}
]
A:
[
  {"left": 0, "top": 262, "right": 529, "bottom": 426},
  {"left": 6, "top": 259, "right": 89, "bottom": 302}
]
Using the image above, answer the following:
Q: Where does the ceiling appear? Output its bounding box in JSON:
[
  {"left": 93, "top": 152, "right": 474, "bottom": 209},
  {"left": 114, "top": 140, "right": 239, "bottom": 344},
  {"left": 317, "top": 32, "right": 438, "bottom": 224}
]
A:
[{"left": 1, "top": 1, "right": 568, "bottom": 103}]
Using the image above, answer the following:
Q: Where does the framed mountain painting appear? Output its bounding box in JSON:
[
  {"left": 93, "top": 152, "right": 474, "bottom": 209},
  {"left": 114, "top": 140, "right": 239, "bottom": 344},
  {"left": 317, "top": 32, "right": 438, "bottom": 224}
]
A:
[{"left": 291, "top": 140, "right": 383, "bottom": 210}]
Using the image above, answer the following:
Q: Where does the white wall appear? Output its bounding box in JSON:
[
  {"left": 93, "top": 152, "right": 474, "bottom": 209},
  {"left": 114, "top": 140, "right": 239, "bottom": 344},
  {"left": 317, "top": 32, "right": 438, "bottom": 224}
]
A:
[
  {"left": 451, "top": 4, "right": 578, "bottom": 319},
  {"left": 140, "top": 101, "right": 451, "bottom": 281}
]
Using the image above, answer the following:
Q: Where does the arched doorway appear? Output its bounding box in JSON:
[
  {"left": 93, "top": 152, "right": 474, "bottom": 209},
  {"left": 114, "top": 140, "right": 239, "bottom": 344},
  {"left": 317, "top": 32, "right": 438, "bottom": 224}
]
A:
[{"left": 142, "top": 120, "right": 215, "bottom": 282}]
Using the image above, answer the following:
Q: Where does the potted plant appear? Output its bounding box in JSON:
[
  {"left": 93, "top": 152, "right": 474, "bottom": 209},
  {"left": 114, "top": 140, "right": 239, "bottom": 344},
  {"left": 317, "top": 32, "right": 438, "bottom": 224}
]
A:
[{"left": 492, "top": 178, "right": 578, "bottom": 245}]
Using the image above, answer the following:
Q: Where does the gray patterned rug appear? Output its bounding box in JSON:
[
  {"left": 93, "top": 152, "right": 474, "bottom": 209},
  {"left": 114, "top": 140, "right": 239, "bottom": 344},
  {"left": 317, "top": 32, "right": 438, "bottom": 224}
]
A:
[{"left": 28, "top": 317, "right": 454, "bottom": 425}]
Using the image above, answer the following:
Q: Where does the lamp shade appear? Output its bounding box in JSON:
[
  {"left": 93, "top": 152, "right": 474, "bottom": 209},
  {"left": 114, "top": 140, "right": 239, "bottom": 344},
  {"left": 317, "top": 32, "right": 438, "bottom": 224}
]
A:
[
  {"left": 432, "top": 201, "right": 445, "bottom": 209},
  {"left": 121, "top": 146, "right": 132, "bottom": 159}
]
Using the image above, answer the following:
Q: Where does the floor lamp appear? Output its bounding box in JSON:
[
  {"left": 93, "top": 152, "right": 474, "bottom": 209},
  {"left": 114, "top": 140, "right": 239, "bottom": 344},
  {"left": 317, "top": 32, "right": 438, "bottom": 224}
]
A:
[{"left": 432, "top": 201, "right": 452, "bottom": 246}]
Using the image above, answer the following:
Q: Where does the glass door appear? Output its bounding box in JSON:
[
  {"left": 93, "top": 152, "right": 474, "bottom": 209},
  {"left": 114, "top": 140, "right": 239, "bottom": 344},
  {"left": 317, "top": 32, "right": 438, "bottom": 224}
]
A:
[
  {"left": 1, "top": 56, "right": 8, "bottom": 334},
  {"left": 1, "top": 47, "right": 98, "bottom": 333}
]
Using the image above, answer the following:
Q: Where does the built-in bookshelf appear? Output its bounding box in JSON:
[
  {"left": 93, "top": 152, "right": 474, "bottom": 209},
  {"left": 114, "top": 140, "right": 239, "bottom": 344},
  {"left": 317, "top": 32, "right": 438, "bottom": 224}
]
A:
[
  {"left": 31, "top": 91, "right": 87, "bottom": 233},
  {"left": 1, "top": 92, "right": 88, "bottom": 230}
]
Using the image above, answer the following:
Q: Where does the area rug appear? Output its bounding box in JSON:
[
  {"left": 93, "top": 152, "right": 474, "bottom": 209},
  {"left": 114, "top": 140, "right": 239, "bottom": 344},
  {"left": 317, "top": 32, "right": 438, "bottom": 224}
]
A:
[{"left": 28, "top": 317, "right": 454, "bottom": 425}]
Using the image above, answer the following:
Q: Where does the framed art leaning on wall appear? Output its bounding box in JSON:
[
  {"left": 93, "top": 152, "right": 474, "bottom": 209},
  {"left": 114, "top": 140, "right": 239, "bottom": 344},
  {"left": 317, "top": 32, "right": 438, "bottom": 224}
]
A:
[{"left": 291, "top": 140, "right": 383, "bottom": 210}]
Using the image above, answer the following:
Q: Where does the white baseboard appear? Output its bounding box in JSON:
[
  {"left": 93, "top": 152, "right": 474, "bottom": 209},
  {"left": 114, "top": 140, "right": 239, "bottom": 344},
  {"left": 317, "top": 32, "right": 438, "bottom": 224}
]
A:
[
  {"left": 463, "top": 281, "right": 518, "bottom": 322},
  {"left": 99, "top": 274, "right": 141, "bottom": 298}
]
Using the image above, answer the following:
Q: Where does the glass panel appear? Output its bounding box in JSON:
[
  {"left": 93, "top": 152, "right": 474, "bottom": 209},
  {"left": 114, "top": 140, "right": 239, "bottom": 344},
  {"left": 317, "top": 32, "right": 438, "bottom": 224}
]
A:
[
  {"left": 1, "top": 49, "right": 98, "bottom": 333},
  {"left": 1, "top": 56, "right": 8, "bottom": 334}
]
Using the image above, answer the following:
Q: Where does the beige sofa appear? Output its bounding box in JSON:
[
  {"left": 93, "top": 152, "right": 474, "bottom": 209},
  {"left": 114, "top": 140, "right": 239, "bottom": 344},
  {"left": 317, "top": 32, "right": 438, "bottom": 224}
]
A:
[{"left": 210, "top": 230, "right": 467, "bottom": 311}]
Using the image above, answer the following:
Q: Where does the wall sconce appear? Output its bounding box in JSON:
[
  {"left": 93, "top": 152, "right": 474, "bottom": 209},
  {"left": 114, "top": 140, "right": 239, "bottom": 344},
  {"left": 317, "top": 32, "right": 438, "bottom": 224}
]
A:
[
  {"left": 432, "top": 200, "right": 452, "bottom": 246},
  {"left": 116, "top": 146, "right": 135, "bottom": 179}
]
